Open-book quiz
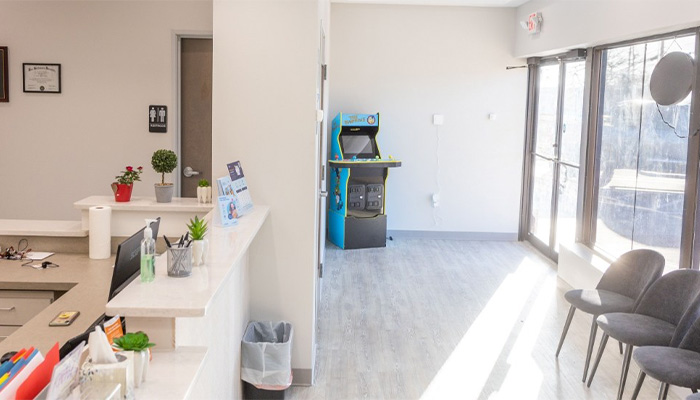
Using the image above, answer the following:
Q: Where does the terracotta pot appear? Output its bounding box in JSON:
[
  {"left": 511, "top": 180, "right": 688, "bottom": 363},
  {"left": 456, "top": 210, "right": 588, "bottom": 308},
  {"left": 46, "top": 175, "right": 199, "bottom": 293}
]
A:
[{"left": 112, "top": 183, "right": 133, "bottom": 202}]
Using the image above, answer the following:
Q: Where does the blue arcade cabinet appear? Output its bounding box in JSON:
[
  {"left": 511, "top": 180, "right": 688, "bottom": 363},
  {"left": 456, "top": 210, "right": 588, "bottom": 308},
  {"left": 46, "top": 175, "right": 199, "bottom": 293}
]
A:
[{"left": 328, "top": 113, "right": 402, "bottom": 249}]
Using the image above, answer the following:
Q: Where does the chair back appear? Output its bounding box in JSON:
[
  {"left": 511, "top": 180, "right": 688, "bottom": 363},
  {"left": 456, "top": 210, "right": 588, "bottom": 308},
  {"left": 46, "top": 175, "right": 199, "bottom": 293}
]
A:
[
  {"left": 671, "top": 293, "right": 700, "bottom": 347},
  {"left": 679, "top": 312, "right": 700, "bottom": 352},
  {"left": 596, "top": 249, "right": 664, "bottom": 308},
  {"left": 636, "top": 269, "right": 700, "bottom": 326}
]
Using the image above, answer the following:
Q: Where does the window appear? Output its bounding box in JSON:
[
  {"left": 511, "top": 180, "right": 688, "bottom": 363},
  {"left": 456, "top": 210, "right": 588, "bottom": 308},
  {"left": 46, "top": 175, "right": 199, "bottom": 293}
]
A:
[{"left": 592, "top": 35, "right": 696, "bottom": 268}]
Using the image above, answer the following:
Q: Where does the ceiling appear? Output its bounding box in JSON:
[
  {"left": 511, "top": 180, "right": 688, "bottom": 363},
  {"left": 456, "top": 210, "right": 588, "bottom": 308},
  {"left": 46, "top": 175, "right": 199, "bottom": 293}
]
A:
[{"left": 331, "top": 0, "right": 531, "bottom": 7}]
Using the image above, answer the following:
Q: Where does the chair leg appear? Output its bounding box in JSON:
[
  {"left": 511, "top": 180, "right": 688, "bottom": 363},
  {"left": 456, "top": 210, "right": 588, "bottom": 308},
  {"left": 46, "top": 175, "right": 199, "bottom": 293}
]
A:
[
  {"left": 556, "top": 305, "right": 576, "bottom": 357},
  {"left": 617, "top": 343, "right": 634, "bottom": 400},
  {"left": 619, "top": 340, "right": 624, "bottom": 354},
  {"left": 658, "top": 382, "right": 669, "bottom": 400},
  {"left": 631, "top": 369, "right": 646, "bottom": 400},
  {"left": 587, "top": 332, "right": 608, "bottom": 387},
  {"left": 582, "top": 316, "right": 599, "bottom": 382}
]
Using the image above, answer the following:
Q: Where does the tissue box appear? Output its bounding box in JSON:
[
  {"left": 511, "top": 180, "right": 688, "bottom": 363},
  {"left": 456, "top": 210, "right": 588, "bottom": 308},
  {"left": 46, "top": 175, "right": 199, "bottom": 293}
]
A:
[{"left": 80, "top": 354, "right": 133, "bottom": 400}]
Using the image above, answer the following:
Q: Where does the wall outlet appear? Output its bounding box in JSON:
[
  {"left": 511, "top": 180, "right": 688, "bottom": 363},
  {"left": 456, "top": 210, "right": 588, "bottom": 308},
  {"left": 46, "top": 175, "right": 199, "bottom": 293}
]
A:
[
  {"left": 432, "top": 193, "right": 440, "bottom": 207},
  {"left": 433, "top": 114, "right": 444, "bottom": 126}
]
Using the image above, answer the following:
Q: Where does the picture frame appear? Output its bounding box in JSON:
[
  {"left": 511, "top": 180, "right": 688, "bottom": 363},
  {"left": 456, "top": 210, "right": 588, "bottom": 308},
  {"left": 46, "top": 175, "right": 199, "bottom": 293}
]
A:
[
  {"left": 23, "top": 63, "right": 61, "bottom": 93},
  {"left": 0, "top": 47, "right": 8, "bottom": 102}
]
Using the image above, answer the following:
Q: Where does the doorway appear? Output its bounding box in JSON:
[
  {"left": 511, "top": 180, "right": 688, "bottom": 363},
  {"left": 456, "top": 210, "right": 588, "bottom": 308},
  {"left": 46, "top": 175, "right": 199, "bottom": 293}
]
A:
[
  {"left": 523, "top": 57, "right": 586, "bottom": 260},
  {"left": 179, "top": 37, "right": 213, "bottom": 197}
]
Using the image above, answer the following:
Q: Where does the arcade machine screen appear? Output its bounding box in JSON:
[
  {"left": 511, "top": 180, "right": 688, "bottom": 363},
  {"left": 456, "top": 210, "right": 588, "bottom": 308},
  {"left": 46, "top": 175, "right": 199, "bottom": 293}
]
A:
[{"left": 342, "top": 135, "right": 374, "bottom": 158}]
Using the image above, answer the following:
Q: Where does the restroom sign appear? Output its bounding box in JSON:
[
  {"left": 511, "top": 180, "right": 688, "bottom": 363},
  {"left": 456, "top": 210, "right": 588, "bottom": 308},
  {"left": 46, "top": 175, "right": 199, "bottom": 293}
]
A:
[{"left": 149, "top": 105, "right": 167, "bottom": 133}]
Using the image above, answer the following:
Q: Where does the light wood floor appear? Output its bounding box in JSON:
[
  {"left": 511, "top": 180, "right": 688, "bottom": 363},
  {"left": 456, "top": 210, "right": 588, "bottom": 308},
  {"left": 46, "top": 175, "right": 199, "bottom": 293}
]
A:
[{"left": 287, "top": 239, "right": 688, "bottom": 400}]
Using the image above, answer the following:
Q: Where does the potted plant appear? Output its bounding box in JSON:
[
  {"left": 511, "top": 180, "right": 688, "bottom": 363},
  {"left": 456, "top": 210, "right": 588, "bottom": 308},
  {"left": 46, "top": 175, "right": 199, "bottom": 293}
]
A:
[
  {"left": 151, "top": 149, "right": 178, "bottom": 203},
  {"left": 197, "top": 179, "right": 212, "bottom": 204},
  {"left": 112, "top": 331, "right": 155, "bottom": 388},
  {"left": 187, "top": 215, "right": 209, "bottom": 266},
  {"left": 112, "top": 166, "right": 143, "bottom": 202}
]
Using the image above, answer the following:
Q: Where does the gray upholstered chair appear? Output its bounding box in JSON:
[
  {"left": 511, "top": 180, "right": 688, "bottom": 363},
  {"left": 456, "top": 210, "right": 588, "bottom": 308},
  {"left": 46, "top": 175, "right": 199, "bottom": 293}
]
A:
[
  {"left": 587, "top": 269, "right": 700, "bottom": 400},
  {"left": 556, "top": 249, "right": 664, "bottom": 382},
  {"left": 630, "top": 311, "right": 700, "bottom": 400},
  {"left": 686, "top": 393, "right": 700, "bottom": 400}
]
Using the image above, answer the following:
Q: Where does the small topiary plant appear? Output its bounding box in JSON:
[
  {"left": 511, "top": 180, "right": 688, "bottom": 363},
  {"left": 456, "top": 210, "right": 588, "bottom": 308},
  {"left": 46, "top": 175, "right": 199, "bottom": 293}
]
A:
[
  {"left": 112, "top": 331, "right": 156, "bottom": 352},
  {"left": 198, "top": 178, "right": 210, "bottom": 187},
  {"left": 187, "top": 216, "right": 209, "bottom": 240},
  {"left": 151, "top": 149, "right": 178, "bottom": 185}
]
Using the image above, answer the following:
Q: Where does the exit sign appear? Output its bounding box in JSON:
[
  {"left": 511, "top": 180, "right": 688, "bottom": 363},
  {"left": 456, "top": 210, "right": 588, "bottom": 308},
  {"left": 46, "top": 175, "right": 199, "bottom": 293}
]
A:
[{"left": 528, "top": 12, "right": 542, "bottom": 35}]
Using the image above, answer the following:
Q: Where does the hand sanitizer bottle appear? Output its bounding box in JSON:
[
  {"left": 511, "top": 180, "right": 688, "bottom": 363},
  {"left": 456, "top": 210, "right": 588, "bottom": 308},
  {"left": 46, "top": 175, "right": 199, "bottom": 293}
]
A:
[{"left": 141, "top": 219, "right": 157, "bottom": 283}]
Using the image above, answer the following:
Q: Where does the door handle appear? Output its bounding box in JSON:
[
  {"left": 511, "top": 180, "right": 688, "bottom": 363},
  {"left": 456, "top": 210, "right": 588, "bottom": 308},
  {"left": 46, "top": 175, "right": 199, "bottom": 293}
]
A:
[
  {"left": 0, "top": 307, "right": 15, "bottom": 312},
  {"left": 183, "top": 166, "right": 200, "bottom": 178}
]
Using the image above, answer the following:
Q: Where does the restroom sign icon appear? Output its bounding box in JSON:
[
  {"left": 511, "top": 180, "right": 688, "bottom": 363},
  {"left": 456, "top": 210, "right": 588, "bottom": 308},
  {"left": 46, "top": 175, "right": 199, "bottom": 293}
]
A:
[{"left": 149, "top": 105, "right": 167, "bottom": 133}]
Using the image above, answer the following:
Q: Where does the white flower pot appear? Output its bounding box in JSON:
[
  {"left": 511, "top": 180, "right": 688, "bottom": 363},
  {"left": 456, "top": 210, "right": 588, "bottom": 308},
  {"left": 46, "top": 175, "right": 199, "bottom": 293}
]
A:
[
  {"left": 192, "top": 239, "right": 208, "bottom": 266},
  {"left": 120, "top": 350, "right": 149, "bottom": 388},
  {"left": 197, "top": 186, "right": 212, "bottom": 203}
]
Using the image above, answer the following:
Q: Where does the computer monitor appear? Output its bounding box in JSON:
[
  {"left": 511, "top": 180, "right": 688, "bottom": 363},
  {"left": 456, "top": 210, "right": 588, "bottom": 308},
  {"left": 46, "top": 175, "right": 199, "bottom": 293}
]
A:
[{"left": 108, "top": 217, "right": 160, "bottom": 301}]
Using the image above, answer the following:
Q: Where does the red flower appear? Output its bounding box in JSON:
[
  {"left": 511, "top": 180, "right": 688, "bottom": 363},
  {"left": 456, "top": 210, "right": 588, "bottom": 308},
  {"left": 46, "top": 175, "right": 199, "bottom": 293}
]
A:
[
  {"left": 137, "top": 166, "right": 143, "bottom": 170},
  {"left": 126, "top": 166, "right": 133, "bottom": 172}
]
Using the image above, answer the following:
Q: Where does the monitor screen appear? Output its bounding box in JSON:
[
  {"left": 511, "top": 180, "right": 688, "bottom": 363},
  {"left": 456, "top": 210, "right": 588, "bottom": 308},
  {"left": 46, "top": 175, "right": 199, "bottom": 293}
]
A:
[
  {"left": 341, "top": 135, "right": 374, "bottom": 157},
  {"left": 108, "top": 217, "right": 160, "bottom": 301}
]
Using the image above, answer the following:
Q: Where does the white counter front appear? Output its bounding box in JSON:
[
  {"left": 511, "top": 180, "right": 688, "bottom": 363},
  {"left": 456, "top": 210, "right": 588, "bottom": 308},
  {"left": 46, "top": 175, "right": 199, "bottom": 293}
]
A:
[{"left": 107, "top": 205, "right": 270, "bottom": 399}]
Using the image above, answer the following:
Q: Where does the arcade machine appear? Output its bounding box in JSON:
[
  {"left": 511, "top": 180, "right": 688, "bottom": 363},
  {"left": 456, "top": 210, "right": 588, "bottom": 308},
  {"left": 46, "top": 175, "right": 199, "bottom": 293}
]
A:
[{"left": 328, "top": 113, "right": 401, "bottom": 249}]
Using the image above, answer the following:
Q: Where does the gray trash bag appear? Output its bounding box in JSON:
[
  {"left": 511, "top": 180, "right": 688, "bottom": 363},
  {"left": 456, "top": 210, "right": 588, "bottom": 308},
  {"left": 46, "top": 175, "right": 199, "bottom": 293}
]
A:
[{"left": 241, "top": 321, "right": 293, "bottom": 390}]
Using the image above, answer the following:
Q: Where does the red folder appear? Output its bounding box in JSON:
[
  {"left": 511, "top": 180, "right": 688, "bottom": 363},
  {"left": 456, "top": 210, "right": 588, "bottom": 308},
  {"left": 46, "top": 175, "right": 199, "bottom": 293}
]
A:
[{"left": 15, "top": 343, "right": 59, "bottom": 400}]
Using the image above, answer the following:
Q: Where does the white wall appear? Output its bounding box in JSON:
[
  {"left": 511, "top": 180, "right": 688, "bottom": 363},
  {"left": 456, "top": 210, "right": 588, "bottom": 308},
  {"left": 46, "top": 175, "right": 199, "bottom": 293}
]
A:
[
  {"left": 330, "top": 4, "right": 528, "bottom": 235},
  {"left": 515, "top": 0, "right": 700, "bottom": 57},
  {"left": 212, "top": 0, "right": 327, "bottom": 378},
  {"left": 0, "top": 1, "right": 212, "bottom": 220}
]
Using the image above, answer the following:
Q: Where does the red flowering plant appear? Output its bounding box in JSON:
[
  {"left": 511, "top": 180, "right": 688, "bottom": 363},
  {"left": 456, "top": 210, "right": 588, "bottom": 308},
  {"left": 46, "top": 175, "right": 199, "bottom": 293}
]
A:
[{"left": 115, "top": 166, "right": 144, "bottom": 185}]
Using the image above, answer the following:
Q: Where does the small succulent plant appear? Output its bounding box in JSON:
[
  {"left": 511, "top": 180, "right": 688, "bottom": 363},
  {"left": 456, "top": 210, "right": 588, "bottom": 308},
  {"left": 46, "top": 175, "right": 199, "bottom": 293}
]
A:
[
  {"left": 187, "top": 215, "right": 209, "bottom": 241},
  {"left": 112, "top": 331, "right": 155, "bottom": 351},
  {"left": 198, "top": 179, "right": 210, "bottom": 187}
]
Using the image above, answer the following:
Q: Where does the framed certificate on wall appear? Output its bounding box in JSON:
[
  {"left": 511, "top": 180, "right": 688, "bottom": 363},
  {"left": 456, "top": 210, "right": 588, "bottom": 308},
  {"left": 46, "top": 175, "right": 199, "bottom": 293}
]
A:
[
  {"left": 0, "top": 47, "right": 8, "bottom": 102},
  {"left": 23, "top": 63, "right": 61, "bottom": 93}
]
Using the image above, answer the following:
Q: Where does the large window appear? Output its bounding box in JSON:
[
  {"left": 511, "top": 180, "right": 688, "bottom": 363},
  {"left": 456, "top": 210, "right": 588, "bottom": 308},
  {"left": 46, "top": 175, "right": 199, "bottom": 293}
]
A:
[{"left": 593, "top": 35, "right": 696, "bottom": 268}]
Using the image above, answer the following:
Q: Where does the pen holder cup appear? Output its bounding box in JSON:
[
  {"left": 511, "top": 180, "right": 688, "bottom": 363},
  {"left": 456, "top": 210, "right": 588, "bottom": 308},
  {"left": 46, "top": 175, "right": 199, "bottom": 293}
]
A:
[{"left": 167, "top": 247, "right": 192, "bottom": 277}]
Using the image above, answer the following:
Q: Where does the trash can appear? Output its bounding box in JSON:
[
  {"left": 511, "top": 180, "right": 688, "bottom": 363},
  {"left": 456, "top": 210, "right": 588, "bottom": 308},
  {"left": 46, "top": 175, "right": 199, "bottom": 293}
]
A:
[{"left": 241, "top": 321, "right": 293, "bottom": 400}]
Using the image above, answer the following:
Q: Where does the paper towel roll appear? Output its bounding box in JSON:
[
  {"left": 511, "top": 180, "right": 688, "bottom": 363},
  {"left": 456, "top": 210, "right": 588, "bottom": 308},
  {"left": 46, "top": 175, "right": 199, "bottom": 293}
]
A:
[{"left": 89, "top": 206, "right": 112, "bottom": 259}]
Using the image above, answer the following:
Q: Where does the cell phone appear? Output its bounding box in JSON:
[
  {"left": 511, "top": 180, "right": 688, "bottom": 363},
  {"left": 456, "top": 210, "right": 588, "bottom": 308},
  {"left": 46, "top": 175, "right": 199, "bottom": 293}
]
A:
[{"left": 49, "top": 311, "right": 80, "bottom": 327}]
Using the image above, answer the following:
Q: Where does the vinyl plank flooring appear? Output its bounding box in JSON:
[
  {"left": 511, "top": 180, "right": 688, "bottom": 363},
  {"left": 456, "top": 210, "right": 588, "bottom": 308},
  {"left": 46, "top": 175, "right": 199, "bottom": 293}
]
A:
[{"left": 287, "top": 240, "right": 687, "bottom": 399}]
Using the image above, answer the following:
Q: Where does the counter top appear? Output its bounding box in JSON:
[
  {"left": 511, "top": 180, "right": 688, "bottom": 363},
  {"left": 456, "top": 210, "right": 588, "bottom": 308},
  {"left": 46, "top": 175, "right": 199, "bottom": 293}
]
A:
[
  {"left": 106, "top": 206, "right": 270, "bottom": 318},
  {"left": 74, "top": 196, "right": 213, "bottom": 212},
  {"left": 0, "top": 254, "right": 114, "bottom": 355}
]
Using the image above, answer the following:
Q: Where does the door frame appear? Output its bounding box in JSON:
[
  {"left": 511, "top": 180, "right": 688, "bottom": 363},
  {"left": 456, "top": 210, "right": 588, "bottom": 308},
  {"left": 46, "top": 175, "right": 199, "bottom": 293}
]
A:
[
  {"left": 172, "top": 31, "right": 213, "bottom": 197},
  {"left": 520, "top": 50, "right": 588, "bottom": 261}
]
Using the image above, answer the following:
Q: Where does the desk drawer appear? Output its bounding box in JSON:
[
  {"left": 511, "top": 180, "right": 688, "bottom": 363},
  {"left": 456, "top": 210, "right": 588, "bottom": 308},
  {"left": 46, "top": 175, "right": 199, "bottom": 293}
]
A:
[
  {"left": 0, "top": 326, "right": 18, "bottom": 343},
  {"left": 0, "top": 291, "right": 54, "bottom": 326}
]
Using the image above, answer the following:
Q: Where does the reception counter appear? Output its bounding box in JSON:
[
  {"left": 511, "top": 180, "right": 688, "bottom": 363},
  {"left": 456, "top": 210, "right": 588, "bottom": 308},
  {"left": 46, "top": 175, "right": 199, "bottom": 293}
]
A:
[{"left": 0, "top": 205, "right": 269, "bottom": 399}]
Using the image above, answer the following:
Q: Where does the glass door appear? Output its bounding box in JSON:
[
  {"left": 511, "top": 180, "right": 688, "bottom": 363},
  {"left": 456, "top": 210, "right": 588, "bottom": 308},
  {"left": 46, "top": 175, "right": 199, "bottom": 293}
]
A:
[{"left": 525, "top": 58, "right": 586, "bottom": 260}]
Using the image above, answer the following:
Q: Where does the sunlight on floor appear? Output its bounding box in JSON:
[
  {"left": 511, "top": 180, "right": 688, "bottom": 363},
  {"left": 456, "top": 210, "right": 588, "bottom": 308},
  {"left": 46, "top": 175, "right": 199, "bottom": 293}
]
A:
[
  {"left": 489, "top": 275, "right": 557, "bottom": 399},
  {"left": 421, "top": 257, "right": 550, "bottom": 400}
]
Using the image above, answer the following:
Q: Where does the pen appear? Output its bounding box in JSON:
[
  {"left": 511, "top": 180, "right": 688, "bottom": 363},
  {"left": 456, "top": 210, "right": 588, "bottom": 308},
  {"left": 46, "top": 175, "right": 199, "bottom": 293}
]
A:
[{"left": 164, "top": 235, "right": 172, "bottom": 248}]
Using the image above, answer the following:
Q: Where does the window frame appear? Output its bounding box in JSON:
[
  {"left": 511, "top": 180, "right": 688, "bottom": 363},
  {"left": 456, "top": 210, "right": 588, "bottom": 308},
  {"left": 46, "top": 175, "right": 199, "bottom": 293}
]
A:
[{"left": 580, "top": 27, "right": 700, "bottom": 268}]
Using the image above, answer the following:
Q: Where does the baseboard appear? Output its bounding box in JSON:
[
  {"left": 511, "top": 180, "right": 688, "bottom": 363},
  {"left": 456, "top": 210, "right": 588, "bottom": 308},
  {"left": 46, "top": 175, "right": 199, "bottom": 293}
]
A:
[
  {"left": 386, "top": 230, "right": 518, "bottom": 241},
  {"left": 558, "top": 243, "right": 611, "bottom": 290},
  {"left": 291, "top": 368, "right": 312, "bottom": 386}
]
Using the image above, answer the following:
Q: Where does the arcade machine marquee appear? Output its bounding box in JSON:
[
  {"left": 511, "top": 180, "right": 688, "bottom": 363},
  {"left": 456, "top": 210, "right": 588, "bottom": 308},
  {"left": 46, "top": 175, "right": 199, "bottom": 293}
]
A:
[{"left": 327, "top": 113, "right": 401, "bottom": 249}]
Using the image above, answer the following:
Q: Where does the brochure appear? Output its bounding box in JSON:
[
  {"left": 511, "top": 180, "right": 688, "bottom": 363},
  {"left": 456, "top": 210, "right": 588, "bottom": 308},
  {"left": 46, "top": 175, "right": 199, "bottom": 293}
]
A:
[
  {"left": 217, "top": 195, "right": 240, "bottom": 227},
  {"left": 226, "top": 161, "right": 254, "bottom": 215}
]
